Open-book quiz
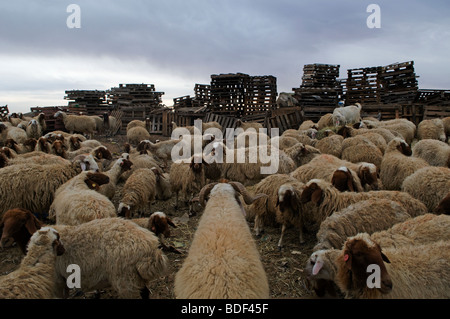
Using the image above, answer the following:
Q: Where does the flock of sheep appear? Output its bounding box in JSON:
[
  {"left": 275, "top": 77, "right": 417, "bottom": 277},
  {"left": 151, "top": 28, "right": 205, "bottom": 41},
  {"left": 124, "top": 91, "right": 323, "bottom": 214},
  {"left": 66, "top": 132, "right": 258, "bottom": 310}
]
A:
[{"left": 0, "top": 104, "right": 449, "bottom": 299}]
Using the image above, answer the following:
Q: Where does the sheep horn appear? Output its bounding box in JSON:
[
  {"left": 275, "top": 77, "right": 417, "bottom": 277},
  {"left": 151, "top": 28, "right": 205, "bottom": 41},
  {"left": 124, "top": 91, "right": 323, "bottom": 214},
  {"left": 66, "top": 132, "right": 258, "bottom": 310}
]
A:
[
  {"left": 228, "top": 181, "right": 268, "bottom": 205},
  {"left": 198, "top": 182, "right": 219, "bottom": 207}
]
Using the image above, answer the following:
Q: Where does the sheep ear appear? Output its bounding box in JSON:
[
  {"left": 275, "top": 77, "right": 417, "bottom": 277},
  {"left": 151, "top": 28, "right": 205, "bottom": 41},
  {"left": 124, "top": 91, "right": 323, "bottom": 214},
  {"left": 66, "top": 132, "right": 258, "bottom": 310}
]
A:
[
  {"left": 381, "top": 252, "right": 391, "bottom": 264},
  {"left": 346, "top": 171, "right": 355, "bottom": 192},
  {"left": 343, "top": 251, "right": 352, "bottom": 270},
  {"left": 311, "top": 188, "right": 323, "bottom": 205},
  {"left": 25, "top": 215, "right": 40, "bottom": 235},
  {"left": 167, "top": 218, "right": 177, "bottom": 229}
]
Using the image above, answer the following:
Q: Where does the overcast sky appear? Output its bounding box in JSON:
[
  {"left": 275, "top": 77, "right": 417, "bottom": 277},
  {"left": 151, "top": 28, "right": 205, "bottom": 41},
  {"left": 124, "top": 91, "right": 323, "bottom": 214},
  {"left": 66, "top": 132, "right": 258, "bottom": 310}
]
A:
[{"left": 1, "top": 0, "right": 449, "bottom": 113}]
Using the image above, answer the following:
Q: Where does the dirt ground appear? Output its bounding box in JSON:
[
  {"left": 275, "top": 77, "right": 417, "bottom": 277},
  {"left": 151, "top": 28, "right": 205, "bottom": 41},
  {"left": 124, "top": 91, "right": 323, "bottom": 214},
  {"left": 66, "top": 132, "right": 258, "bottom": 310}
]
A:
[{"left": 0, "top": 133, "right": 320, "bottom": 299}]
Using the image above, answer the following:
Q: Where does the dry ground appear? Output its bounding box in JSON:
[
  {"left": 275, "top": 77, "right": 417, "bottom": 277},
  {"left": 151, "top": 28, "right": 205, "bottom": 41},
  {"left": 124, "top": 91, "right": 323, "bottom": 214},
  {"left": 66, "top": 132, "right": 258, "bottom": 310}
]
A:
[{"left": 0, "top": 133, "right": 320, "bottom": 299}]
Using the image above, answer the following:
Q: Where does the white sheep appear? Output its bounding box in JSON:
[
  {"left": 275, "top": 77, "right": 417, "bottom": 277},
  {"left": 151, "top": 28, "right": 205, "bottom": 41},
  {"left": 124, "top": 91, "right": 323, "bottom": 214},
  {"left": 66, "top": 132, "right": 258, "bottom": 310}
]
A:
[
  {"left": 174, "top": 181, "right": 269, "bottom": 298},
  {"left": 0, "top": 209, "right": 169, "bottom": 299},
  {"left": 0, "top": 154, "right": 99, "bottom": 217},
  {"left": 313, "top": 198, "right": 411, "bottom": 252},
  {"left": 118, "top": 168, "right": 157, "bottom": 218},
  {"left": 417, "top": 118, "right": 446, "bottom": 142},
  {"left": 401, "top": 166, "right": 450, "bottom": 212},
  {"left": 412, "top": 139, "right": 450, "bottom": 167},
  {"left": 299, "top": 179, "right": 427, "bottom": 231},
  {"left": 379, "top": 137, "right": 429, "bottom": 190},
  {"left": 98, "top": 157, "right": 134, "bottom": 199},
  {"left": 332, "top": 103, "right": 362, "bottom": 127},
  {"left": 0, "top": 227, "right": 65, "bottom": 299},
  {"left": 54, "top": 111, "right": 96, "bottom": 139},
  {"left": 49, "top": 171, "right": 116, "bottom": 225},
  {"left": 334, "top": 233, "right": 450, "bottom": 299}
]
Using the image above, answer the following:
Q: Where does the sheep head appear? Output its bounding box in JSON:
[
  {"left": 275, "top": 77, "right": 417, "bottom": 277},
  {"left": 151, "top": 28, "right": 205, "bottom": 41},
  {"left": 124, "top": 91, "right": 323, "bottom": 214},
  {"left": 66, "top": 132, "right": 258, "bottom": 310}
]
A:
[
  {"left": 0, "top": 147, "right": 14, "bottom": 158},
  {"left": 331, "top": 167, "right": 357, "bottom": 192},
  {"left": 23, "top": 138, "right": 38, "bottom": 151},
  {"left": 0, "top": 208, "right": 43, "bottom": 254},
  {"left": 52, "top": 140, "right": 67, "bottom": 157},
  {"left": 305, "top": 249, "right": 339, "bottom": 298},
  {"left": 37, "top": 137, "right": 51, "bottom": 153},
  {"left": 148, "top": 212, "right": 177, "bottom": 238},
  {"left": 118, "top": 203, "right": 131, "bottom": 219},
  {"left": 84, "top": 172, "right": 110, "bottom": 190},
  {"left": 119, "top": 158, "right": 133, "bottom": 172},
  {"left": 300, "top": 180, "right": 324, "bottom": 206},
  {"left": 337, "top": 125, "right": 352, "bottom": 138},
  {"left": 197, "top": 181, "right": 268, "bottom": 212},
  {"left": 0, "top": 122, "right": 7, "bottom": 133},
  {"left": 276, "top": 184, "right": 301, "bottom": 216},
  {"left": 4, "top": 139, "right": 18, "bottom": 152},
  {"left": 341, "top": 233, "right": 392, "bottom": 295},
  {"left": 357, "top": 163, "right": 379, "bottom": 190},
  {"left": 189, "top": 154, "right": 209, "bottom": 173},
  {"left": 94, "top": 146, "right": 112, "bottom": 160},
  {"left": 69, "top": 136, "right": 82, "bottom": 150},
  {"left": 396, "top": 140, "right": 412, "bottom": 156},
  {"left": 30, "top": 227, "right": 65, "bottom": 256},
  {"left": 72, "top": 154, "right": 99, "bottom": 172}
]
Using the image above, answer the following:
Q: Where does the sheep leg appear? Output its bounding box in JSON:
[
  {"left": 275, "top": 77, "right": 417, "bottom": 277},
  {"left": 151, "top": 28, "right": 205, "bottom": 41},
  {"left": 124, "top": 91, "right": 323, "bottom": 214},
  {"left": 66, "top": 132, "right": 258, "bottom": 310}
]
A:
[
  {"left": 298, "top": 225, "right": 305, "bottom": 244},
  {"left": 277, "top": 224, "right": 287, "bottom": 250},
  {"left": 254, "top": 215, "right": 264, "bottom": 237},
  {"left": 140, "top": 287, "right": 150, "bottom": 299}
]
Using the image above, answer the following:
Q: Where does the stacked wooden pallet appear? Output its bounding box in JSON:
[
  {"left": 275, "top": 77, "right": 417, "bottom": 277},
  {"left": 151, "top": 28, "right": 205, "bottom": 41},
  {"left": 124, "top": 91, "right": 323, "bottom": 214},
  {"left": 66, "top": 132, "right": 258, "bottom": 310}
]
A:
[
  {"left": 293, "top": 64, "right": 343, "bottom": 121},
  {"left": 345, "top": 66, "right": 382, "bottom": 105},
  {"left": 379, "top": 61, "right": 418, "bottom": 104},
  {"left": 64, "top": 90, "right": 109, "bottom": 115},
  {"left": 209, "top": 73, "right": 277, "bottom": 117},
  {"left": 107, "top": 84, "right": 164, "bottom": 107}
]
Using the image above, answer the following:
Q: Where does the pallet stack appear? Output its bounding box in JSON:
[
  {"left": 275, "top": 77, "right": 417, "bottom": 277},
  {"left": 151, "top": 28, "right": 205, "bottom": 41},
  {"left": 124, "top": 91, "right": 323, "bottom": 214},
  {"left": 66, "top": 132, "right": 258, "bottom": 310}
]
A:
[
  {"left": 64, "top": 90, "right": 109, "bottom": 115},
  {"left": 292, "top": 64, "right": 343, "bottom": 121},
  {"left": 107, "top": 84, "right": 164, "bottom": 107},
  {"left": 344, "top": 66, "right": 383, "bottom": 105},
  {"left": 209, "top": 73, "right": 277, "bottom": 117},
  {"left": 379, "top": 61, "right": 418, "bottom": 104}
]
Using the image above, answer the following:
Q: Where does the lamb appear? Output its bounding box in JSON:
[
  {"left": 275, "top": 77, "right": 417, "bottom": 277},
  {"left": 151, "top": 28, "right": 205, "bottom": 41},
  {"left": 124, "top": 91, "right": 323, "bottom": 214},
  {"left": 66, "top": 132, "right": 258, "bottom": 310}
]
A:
[
  {"left": 313, "top": 199, "right": 411, "bottom": 252},
  {"left": 118, "top": 168, "right": 157, "bottom": 218},
  {"left": 401, "top": 166, "right": 450, "bottom": 212},
  {"left": 417, "top": 118, "right": 446, "bottom": 142},
  {"left": 334, "top": 233, "right": 450, "bottom": 299},
  {"left": 337, "top": 125, "right": 388, "bottom": 153},
  {"left": 98, "top": 157, "right": 134, "bottom": 199},
  {"left": 174, "top": 181, "right": 269, "bottom": 299},
  {"left": 0, "top": 227, "right": 65, "bottom": 299},
  {"left": 0, "top": 209, "right": 168, "bottom": 299},
  {"left": 25, "top": 118, "right": 44, "bottom": 139},
  {"left": 380, "top": 137, "right": 429, "bottom": 190},
  {"left": 331, "top": 103, "right": 362, "bottom": 126},
  {"left": 119, "top": 151, "right": 164, "bottom": 182},
  {"left": 169, "top": 154, "right": 208, "bottom": 209},
  {"left": 49, "top": 171, "right": 116, "bottom": 226},
  {"left": 370, "top": 118, "right": 416, "bottom": 145},
  {"left": 54, "top": 111, "right": 96, "bottom": 139},
  {"left": 0, "top": 154, "right": 99, "bottom": 217},
  {"left": 298, "top": 120, "right": 318, "bottom": 131},
  {"left": 412, "top": 139, "right": 450, "bottom": 167},
  {"left": 299, "top": 179, "right": 427, "bottom": 230},
  {"left": 246, "top": 174, "right": 303, "bottom": 238},
  {"left": 145, "top": 139, "right": 181, "bottom": 167}
]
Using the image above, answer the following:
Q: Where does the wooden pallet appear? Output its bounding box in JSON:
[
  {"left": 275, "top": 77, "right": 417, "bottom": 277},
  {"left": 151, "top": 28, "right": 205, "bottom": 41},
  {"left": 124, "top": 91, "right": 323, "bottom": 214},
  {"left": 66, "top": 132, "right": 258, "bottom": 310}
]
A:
[{"left": 423, "top": 104, "right": 450, "bottom": 119}]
